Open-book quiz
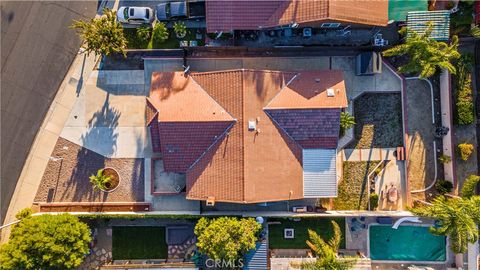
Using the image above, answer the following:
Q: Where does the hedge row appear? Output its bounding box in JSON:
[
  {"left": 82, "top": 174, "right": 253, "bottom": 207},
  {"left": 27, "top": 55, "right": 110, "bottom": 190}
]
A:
[{"left": 454, "top": 57, "right": 475, "bottom": 125}]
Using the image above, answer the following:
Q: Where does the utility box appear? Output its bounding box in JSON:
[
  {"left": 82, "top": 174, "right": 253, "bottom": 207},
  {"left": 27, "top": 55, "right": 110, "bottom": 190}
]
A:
[{"left": 356, "top": 52, "right": 382, "bottom": 76}]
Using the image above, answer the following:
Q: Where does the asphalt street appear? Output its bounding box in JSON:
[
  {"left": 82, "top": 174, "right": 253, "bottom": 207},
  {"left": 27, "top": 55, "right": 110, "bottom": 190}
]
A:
[{"left": 0, "top": 1, "right": 97, "bottom": 223}]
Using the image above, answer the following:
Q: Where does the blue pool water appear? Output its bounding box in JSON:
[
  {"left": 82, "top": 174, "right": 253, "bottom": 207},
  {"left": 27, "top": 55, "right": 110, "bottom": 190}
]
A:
[{"left": 369, "top": 225, "right": 446, "bottom": 261}]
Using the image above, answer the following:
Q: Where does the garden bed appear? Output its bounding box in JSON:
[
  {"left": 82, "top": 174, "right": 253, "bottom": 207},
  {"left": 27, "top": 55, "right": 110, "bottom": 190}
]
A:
[
  {"left": 124, "top": 28, "right": 205, "bottom": 49},
  {"left": 333, "top": 161, "right": 380, "bottom": 210},
  {"left": 112, "top": 226, "right": 167, "bottom": 260},
  {"left": 348, "top": 93, "right": 403, "bottom": 149},
  {"left": 268, "top": 217, "right": 345, "bottom": 249}
]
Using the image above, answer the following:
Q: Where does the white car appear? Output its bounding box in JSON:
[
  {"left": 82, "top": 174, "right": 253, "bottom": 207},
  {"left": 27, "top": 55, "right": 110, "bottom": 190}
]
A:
[{"left": 117, "top": 6, "right": 154, "bottom": 24}]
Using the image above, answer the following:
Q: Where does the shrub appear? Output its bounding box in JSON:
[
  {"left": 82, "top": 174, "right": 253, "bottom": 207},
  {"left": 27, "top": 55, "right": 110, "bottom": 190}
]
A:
[
  {"left": 173, "top": 22, "right": 187, "bottom": 37},
  {"left": 458, "top": 143, "right": 474, "bottom": 161},
  {"left": 438, "top": 154, "right": 452, "bottom": 164},
  {"left": 454, "top": 56, "right": 475, "bottom": 125},
  {"left": 369, "top": 193, "right": 379, "bottom": 210},
  {"left": 89, "top": 169, "right": 111, "bottom": 190},
  {"left": 0, "top": 214, "right": 91, "bottom": 269},
  {"left": 136, "top": 25, "right": 151, "bottom": 42},
  {"left": 194, "top": 217, "right": 261, "bottom": 261},
  {"left": 152, "top": 22, "right": 169, "bottom": 44},
  {"left": 461, "top": 175, "right": 480, "bottom": 198},
  {"left": 14, "top": 208, "right": 32, "bottom": 220},
  {"left": 435, "top": 180, "right": 453, "bottom": 194}
]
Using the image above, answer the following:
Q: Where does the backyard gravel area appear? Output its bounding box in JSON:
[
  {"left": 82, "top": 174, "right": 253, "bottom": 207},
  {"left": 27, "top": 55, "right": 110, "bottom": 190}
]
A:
[
  {"left": 34, "top": 138, "right": 144, "bottom": 203},
  {"left": 348, "top": 93, "right": 403, "bottom": 149}
]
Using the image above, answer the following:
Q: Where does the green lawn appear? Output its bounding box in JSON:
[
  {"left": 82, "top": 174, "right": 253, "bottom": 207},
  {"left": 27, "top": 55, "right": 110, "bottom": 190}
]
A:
[
  {"left": 112, "top": 226, "right": 167, "bottom": 260},
  {"left": 268, "top": 217, "right": 346, "bottom": 249},
  {"left": 333, "top": 161, "right": 379, "bottom": 210},
  {"left": 124, "top": 28, "right": 205, "bottom": 49}
]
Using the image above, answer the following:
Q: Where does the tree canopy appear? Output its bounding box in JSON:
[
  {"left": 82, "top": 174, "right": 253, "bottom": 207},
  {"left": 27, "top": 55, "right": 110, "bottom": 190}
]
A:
[
  {"left": 0, "top": 213, "right": 91, "bottom": 270},
  {"left": 382, "top": 23, "right": 460, "bottom": 78},
  {"left": 71, "top": 8, "right": 127, "bottom": 57},
  {"left": 302, "top": 221, "right": 355, "bottom": 270},
  {"left": 410, "top": 195, "right": 480, "bottom": 254},
  {"left": 194, "top": 217, "right": 261, "bottom": 261}
]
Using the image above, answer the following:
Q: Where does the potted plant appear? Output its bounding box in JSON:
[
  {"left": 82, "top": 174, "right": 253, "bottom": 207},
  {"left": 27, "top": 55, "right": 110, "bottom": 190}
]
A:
[
  {"left": 173, "top": 22, "right": 187, "bottom": 38},
  {"left": 89, "top": 168, "right": 120, "bottom": 192}
]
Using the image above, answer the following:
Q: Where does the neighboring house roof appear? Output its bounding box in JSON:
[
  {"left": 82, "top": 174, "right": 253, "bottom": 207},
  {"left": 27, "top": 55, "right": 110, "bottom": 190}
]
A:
[
  {"left": 407, "top": 11, "right": 450, "bottom": 41},
  {"left": 148, "top": 69, "right": 347, "bottom": 203},
  {"left": 206, "top": 0, "right": 389, "bottom": 32}
]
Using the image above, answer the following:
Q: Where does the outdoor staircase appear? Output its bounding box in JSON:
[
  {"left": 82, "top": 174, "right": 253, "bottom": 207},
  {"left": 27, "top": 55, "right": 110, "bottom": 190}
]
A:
[{"left": 244, "top": 240, "right": 268, "bottom": 270}]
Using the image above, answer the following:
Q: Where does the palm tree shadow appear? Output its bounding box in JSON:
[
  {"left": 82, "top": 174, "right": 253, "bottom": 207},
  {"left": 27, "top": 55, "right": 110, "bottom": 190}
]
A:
[{"left": 61, "top": 93, "right": 121, "bottom": 202}]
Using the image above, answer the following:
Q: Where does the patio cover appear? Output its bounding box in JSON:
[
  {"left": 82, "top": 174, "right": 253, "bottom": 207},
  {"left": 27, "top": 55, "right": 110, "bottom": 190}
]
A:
[
  {"left": 407, "top": 11, "right": 450, "bottom": 41},
  {"left": 388, "top": 0, "right": 427, "bottom": 22},
  {"left": 303, "top": 149, "right": 337, "bottom": 198}
]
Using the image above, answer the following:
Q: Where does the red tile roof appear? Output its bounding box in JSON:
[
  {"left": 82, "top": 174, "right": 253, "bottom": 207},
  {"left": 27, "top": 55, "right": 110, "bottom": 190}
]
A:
[
  {"left": 266, "top": 70, "right": 348, "bottom": 109},
  {"left": 265, "top": 108, "right": 341, "bottom": 148},
  {"left": 206, "top": 0, "right": 388, "bottom": 32},
  {"left": 158, "top": 121, "right": 234, "bottom": 172},
  {"left": 148, "top": 70, "right": 347, "bottom": 203}
]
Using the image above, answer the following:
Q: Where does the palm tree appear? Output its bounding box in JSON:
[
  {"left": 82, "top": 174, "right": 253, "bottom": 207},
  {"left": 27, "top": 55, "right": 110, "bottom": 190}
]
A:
[
  {"left": 383, "top": 22, "right": 460, "bottom": 78},
  {"left": 410, "top": 195, "right": 480, "bottom": 254},
  {"left": 71, "top": 8, "right": 127, "bottom": 57},
  {"left": 461, "top": 175, "right": 480, "bottom": 198},
  {"left": 301, "top": 221, "right": 355, "bottom": 270}
]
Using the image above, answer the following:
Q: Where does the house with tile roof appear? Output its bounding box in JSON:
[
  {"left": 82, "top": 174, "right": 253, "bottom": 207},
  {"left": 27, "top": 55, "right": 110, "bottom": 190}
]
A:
[
  {"left": 147, "top": 69, "right": 347, "bottom": 204},
  {"left": 206, "top": 0, "right": 389, "bottom": 33}
]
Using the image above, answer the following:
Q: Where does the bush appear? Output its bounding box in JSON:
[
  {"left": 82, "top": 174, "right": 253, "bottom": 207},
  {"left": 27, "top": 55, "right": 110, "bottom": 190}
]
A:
[
  {"left": 454, "top": 56, "right": 475, "bottom": 125},
  {"left": 369, "top": 193, "right": 379, "bottom": 210},
  {"left": 340, "top": 111, "right": 355, "bottom": 136},
  {"left": 0, "top": 214, "right": 91, "bottom": 269},
  {"left": 152, "top": 22, "right": 169, "bottom": 44},
  {"left": 194, "top": 217, "right": 261, "bottom": 261},
  {"left": 173, "top": 22, "right": 187, "bottom": 37},
  {"left": 435, "top": 180, "right": 453, "bottom": 194},
  {"left": 458, "top": 143, "right": 474, "bottom": 161},
  {"left": 14, "top": 208, "right": 32, "bottom": 220},
  {"left": 136, "top": 25, "right": 151, "bottom": 42},
  {"left": 461, "top": 175, "right": 480, "bottom": 198},
  {"left": 438, "top": 154, "right": 452, "bottom": 164}
]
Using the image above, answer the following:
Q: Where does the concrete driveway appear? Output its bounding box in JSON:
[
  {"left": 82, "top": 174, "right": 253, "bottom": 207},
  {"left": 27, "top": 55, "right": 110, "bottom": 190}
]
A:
[{"left": 0, "top": 0, "right": 97, "bottom": 223}]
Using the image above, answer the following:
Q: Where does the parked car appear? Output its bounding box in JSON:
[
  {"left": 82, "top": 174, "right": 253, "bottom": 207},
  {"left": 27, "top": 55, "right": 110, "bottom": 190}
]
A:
[
  {"left": 117, "top": 6, "right": 154, "bottom": 24},
  {"left": 155, "top": 0, "right": 205, "bottom": 21}
]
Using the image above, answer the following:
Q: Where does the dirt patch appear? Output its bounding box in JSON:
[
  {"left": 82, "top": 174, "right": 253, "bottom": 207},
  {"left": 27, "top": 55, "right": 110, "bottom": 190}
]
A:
[
  {"left": 103, "top": 168, "right": 120, "bottom": 191},
  {"left": 35, "top": 138, "right": 144, "bottom": 203},
  {"left": 348, "top": 93, "right": 403, "bottom": 149},
  {"left": 334, "top": 161, "right": 379, "bottom": 210}
]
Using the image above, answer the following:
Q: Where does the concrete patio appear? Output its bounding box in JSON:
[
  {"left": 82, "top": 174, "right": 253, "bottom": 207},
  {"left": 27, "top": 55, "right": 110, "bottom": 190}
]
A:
[{"left": 60, "top": 70, "right": 152, "bottom": 158}]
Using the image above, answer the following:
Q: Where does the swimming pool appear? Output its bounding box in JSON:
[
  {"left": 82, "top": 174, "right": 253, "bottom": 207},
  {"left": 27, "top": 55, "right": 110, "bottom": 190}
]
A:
[{"left": 369, "top": 225, "right": 446, "bottom": 262}]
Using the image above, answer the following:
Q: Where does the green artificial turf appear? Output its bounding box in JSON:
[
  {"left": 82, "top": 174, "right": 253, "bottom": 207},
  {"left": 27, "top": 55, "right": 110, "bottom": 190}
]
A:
[
  {"left": 268, "top": 217, "right": 346, "bottom": 249},
  {"left": 112, "top": 226, "right": 167, "bottom": 259}
]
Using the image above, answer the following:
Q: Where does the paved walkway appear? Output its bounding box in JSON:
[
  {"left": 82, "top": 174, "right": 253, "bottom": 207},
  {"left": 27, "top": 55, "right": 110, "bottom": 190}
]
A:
[
  {"left": 340, "top": 148, "right": 398, "bottom": 162},
  {"left": 60, "top": 70, "right": 152, "bottom": 158}
]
